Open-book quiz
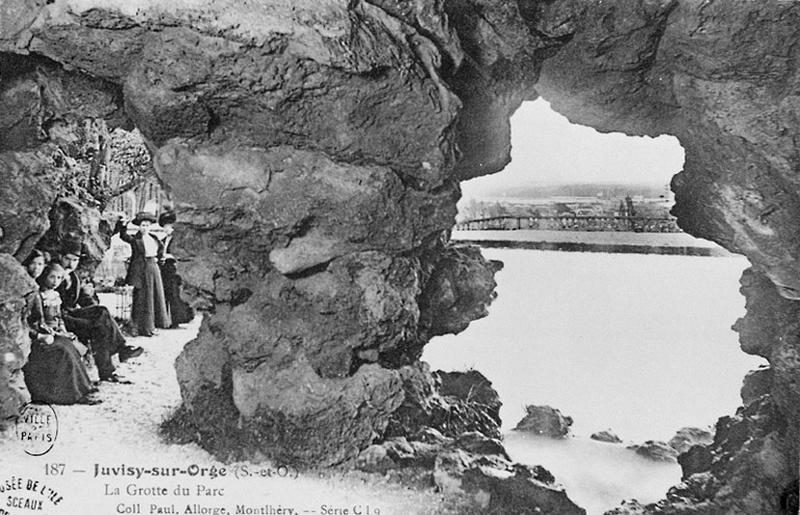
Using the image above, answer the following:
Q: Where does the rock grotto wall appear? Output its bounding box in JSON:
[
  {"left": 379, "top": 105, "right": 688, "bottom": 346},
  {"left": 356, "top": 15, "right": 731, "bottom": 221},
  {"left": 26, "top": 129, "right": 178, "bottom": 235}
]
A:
[{"left": 1, "top": 0, "right": 799, "bottom": 512}]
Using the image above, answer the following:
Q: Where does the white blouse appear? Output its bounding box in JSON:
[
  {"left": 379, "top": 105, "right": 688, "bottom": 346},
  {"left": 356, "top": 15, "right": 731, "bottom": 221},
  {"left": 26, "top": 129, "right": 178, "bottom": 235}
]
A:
[{"left": 142, "top": 235, "right": 158, "bottom": 257}]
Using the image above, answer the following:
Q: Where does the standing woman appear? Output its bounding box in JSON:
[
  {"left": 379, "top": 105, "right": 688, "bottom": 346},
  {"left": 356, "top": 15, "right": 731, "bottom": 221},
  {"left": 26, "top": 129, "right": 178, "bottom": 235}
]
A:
[
  {"left": 22, "top": 255, "right": 100, "bottom": 405},
  {"left": 116, "top": 212, "right": 170, "bottom": 336},
  {"left": 157, "top": 211, "right": 195, "bottom": 327}
]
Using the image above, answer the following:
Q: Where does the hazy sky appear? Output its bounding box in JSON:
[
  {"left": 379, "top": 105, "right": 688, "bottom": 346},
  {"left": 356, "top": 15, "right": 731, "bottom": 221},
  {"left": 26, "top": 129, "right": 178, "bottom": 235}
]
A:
[{"left": 461, "top": 99, "right": 685, "bottom": 198}]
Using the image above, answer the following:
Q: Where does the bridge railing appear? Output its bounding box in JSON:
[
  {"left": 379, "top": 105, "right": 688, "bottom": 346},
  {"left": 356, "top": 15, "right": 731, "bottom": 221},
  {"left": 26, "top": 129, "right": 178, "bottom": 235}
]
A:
[{"left": 454, "top": 215, "right": 681, "bottom": 233}]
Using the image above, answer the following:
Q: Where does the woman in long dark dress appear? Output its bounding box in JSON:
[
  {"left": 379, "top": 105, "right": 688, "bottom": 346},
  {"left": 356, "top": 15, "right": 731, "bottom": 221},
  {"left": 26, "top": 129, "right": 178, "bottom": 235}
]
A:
[
  {"left": 157, "top": 211, "right": 195, "bottom": 327},
  {"left": 22, "top": 255, "right": 100, "bottom": 405},
  {"left": 116, "top": 212, "right": 170, "bottom": 336}
]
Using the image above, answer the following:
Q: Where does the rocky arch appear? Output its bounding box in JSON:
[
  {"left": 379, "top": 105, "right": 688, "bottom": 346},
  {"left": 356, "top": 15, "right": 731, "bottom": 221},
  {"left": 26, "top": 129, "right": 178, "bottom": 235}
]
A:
[{"left": 1, "top": 1, "right": 798, "bottom": 513}]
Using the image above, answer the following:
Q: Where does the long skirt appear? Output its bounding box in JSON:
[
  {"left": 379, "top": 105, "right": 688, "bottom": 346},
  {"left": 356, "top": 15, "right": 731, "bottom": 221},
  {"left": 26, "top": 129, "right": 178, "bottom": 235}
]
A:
[
  {"left": 131, "top": 258, "right": 170, "bottom": 335},
  {"left": 63, "top": 305, "right": 126, "bottom": 379},
  {"left": 160, "top": 261, "right": 195, "bottom": 326},
  {"left": 23, "top": 336, "right": 92, "bottom": 405}
]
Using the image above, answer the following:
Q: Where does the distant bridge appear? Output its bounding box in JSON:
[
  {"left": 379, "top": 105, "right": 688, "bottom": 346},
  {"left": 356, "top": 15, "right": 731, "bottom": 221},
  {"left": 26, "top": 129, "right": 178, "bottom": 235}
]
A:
[{"left": 454, "top": 215, "right": 681, "bottom": 233}]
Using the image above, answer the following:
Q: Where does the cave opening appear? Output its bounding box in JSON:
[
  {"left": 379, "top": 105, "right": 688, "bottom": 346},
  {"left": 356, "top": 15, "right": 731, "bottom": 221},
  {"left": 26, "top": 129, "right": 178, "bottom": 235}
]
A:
[{"left": 425, "top": 98, "right": 767, "bottom": 513}]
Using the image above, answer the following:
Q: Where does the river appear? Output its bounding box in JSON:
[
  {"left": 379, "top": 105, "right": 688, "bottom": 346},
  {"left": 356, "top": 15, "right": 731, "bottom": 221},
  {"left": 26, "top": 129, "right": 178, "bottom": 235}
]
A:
[{"left": 422, "top": 248, "right": 765, "bottom": 514}]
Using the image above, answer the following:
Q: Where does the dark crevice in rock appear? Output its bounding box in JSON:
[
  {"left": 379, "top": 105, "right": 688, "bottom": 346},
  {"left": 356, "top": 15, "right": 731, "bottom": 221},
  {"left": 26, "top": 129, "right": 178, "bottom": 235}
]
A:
[
  {"left": 205, "top": 107, "right": 220, "bottom": 134},
  {"left": 80, "top": 8, "right": 142, "bottom": 30},
  {"left": 228, "top": 287, "right": 253, "bottom": 308},
  {"left": 281, "top": 259, "right": 332, "bottom": 281}
]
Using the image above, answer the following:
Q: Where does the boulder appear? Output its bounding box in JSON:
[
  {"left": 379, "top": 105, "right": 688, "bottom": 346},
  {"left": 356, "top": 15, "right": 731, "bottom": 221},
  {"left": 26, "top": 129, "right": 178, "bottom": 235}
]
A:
[
  {"left": 604, "top": 499, "right": 649, "bottom": 515},
  {"left": 591, "top": 429, "right": 623, "bottom": 444},
  {"left": 513, "top": 405, "right": 573, "bottom": 438},
  {"left": 417, "top": 245, "right": 503, "bottom": 339},
  {"left": 36, "top": 198, "right": 114, "bottom": 272},
  {"left": 385, "top": 364, "right": 503, "bottom": 440},
  {"left": 355, "top": 429, "right": 585, "bottom": 514},
  {"left": 626, "top": 441, "right": 678, "bottom": 463},
  {"left": 457, "top": 461, "right": 586, "bottom": 515},
  {"left": 612, "top": 396, "right": 797, "bottom": 514},
  {"left": 677, "top": 445, "right": 713, "bottom": 480},
  {"left": 668, "top": 427, "right": 714, "bottom": 455}
]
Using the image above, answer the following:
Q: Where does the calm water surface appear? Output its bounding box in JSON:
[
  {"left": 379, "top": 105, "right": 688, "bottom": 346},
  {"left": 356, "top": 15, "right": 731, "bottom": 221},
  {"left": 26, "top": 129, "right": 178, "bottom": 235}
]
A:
[{"left": 422, "top": 249, "right": 764, "bottom": 514}]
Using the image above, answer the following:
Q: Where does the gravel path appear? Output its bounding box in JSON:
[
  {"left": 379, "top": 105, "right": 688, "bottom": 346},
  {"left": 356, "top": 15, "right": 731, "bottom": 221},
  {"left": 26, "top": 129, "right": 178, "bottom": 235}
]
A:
[{"left": 0, "top": 316, "right": 448, "bottom": 515}]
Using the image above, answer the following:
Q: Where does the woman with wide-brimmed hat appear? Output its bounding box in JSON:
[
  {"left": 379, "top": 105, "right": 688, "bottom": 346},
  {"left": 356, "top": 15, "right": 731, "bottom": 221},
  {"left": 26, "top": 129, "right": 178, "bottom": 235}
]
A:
[{"left": 116, "top": 212, "right": 170, "bottom": 336}]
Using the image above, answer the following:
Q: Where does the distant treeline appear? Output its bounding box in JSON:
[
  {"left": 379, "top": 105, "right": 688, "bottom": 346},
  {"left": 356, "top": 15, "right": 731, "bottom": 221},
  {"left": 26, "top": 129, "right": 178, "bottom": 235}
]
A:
[{"left": 480, "top": 183, "right": 669, "bottom": 199}]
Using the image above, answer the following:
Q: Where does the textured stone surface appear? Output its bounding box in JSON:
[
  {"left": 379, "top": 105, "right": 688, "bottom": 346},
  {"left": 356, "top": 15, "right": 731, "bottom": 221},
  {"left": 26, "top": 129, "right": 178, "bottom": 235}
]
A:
[
  {"left": 741, "top": 366, "right": 773, "bottom": 406},
  {"left": 668, "top": 427, "right": 714, "bottom": 456},
  {"left": 36, "top": 198, "right": 114, "bottom": 270},
  {"left": 0, "top": 254, "right": 35, "bottom": 423},
  {"left": 591, "top": 430, "right": 623, "bottom": 444},
  {"left": 0, "top": 54, "right": 123, "bottom": 263},
  {"left": 626, "top": 440, "right": 679, "bottom": 463},
  {"left": 534, "top": 1, "right": 800, "bottom": 301},
  {"left": 355, "top": 429, "right": 585, "bottom": 514},
  {"left": 0, "top": 147, "right": 59, "bottom": 261},
  {"left": 385, "top": 364, "right": 503, "bottom": 441},
  {"left": 513, "top": 405, "right": 573, "bottom": 438},
  {"left": 610, "top": 396, "right": 797, "bottom": 515},
  {"left": 532, "top": 2, "right": 800, "bottom": 511},
  {"left": 417, "top": 245, "right": 502, "bottom": 339}
]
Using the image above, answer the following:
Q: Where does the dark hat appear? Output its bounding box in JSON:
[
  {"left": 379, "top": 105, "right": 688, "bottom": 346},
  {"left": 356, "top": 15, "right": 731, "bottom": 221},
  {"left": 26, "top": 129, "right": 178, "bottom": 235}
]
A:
[
  {"left": 132, "top": 211, "right": 157, "bottom": 225},
  {"left": 158, "top": 211, "right": 177, "bottom": 226},
  {"left": 60, "top": 237, "right": 83, "bottom": 258}
]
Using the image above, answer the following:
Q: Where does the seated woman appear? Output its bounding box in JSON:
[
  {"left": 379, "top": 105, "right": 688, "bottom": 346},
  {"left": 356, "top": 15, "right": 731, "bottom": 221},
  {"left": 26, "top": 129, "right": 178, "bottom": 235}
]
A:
[{"left": 22, "top": 256, "right": 101, "bottom": 406}]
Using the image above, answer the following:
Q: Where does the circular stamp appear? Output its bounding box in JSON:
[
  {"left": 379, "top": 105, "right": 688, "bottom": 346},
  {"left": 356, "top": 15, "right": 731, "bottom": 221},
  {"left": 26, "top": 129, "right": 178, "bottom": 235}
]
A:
[{"left": 14, "top": 403, "right": 58, "bottom": 456}]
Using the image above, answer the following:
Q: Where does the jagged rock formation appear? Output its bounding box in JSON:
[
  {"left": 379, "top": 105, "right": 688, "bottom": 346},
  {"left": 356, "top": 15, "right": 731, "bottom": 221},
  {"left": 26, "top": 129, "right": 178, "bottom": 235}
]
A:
[
  {"left": 627, "top": 440, "right": 679, "bottom": 463},
  {"left": 356, "top": 430, "right": 585, "bottom": 514},
  {"left": 741, "top": 366, "right": 773, "bottom": 406},
  {"left": 1, "top": 1, "right": 502, "bottom": 467},
  {"left": 0, "top": 254, "right": 34, "bottom": 424},
  {"left": 385, "top": 365, "right": 503, "bottom": 440},
  {"left": 591, "top": 430, "right": 623, "bottom": 444},
  {"left": 513, "top": 404, "right": 574, "bottom": 438},
  {"left": 355, "top": 371, "right": 585, "bottom": 514},
  {"left": 668, "top": 427, "right": 714, "bottom": 456},
  {"left": 627, "top": 429, "right": 713, "bottom": 464},
  {"left": 2, "top": 1, "right": 800, "bottom": 512},
  {"left": 611, "top": 395, "right": 796, "bottom": 515}
]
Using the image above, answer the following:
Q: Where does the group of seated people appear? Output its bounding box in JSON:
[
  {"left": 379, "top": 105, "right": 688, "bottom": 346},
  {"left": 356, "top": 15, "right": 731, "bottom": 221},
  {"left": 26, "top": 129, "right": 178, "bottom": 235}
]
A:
[
  {"left": 21, "top": 241, "right": 143, "bottom": 405},
  {"left": 20, "top": 211, "right": 196, "bottom": 406}
]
